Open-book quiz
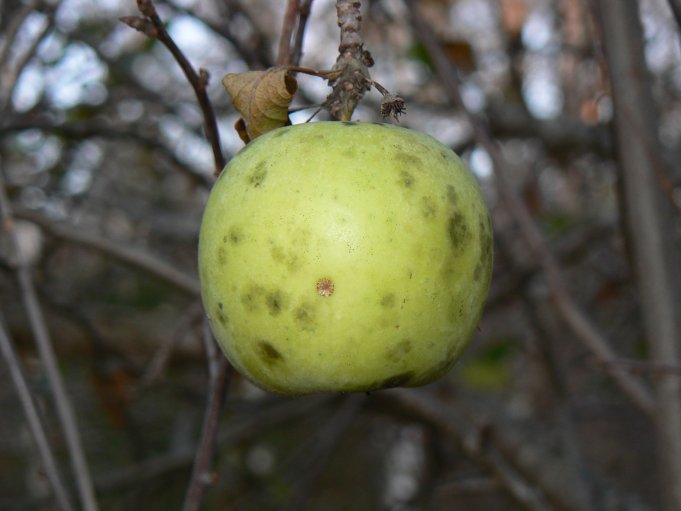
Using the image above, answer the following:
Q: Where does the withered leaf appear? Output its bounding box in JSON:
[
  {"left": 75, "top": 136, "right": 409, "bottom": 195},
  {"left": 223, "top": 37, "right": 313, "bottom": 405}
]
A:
[{"left": 223, "top": 67, "right": 298, "bottom": 142}]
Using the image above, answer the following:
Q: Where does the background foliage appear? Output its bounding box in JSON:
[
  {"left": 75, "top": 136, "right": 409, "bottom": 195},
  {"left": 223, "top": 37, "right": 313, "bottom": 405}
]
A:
[{"left": 1, "top": 0, "right": 681, "bottom": 510}]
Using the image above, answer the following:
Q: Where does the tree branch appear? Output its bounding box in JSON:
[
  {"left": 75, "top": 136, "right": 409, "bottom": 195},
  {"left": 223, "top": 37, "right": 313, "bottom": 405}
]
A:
[
  {"left": 277, "top": 0, "right": 300, "bottom": 65},
  {"left": 0, "top": 312, "right": 75, "bottom": 511},
  {"left": 0, "top": 170, "right": 100, "bottom": 511},
  {"left": 121, "top": 0, "right": 225, "bottom": 175},
  {"left": 14, "top": 209, "right": 200, "bottom": 297},
  {"left": 324, "top": 0, "right": 372, "bottom": 120},
  {"left": 592, "top": 2, "right": 681, "bottom": 509}
]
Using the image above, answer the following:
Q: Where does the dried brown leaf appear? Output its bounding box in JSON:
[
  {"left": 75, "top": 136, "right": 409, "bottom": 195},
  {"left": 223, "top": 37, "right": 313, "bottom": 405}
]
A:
[{"left": 222, "top": 67, "right": 298, "bottom": 141}]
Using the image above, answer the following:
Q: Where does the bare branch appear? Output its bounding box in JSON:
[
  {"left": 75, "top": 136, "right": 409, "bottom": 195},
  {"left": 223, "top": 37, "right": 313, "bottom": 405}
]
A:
[
  {"left": 0, "top": 170, "right": 100, "bottom": 511},
  {"left": 0, "top": 312, "right": 75, "bottom": 511},
  {"left": 14, "top": 209, "right": 200, "bottom": 297},
  {"left": 181, "top": 352, "right": 231, "bottom": 511},
  {"left": 277, "top": 0, "right": 300, "bottom": 65},
  {"left": 121, "top": 0, "right": 225, "bottom": 175},
  {"left": 592, "top": 2, "right": 681, "bottom": 508},
  {"left": 291, "top": 0, "right": 314, "bottom": 66}
]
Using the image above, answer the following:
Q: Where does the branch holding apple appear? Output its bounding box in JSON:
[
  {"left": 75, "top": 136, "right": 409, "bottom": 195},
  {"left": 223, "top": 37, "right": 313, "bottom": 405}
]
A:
[{"left": 198, "top": 1, "right": 493, "bottom": 394}]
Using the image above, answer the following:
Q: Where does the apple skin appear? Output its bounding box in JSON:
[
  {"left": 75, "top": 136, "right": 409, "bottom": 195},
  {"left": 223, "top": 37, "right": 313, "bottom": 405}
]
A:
[{"left": 198, "top": 121, "right": 493, "bottom": 394}]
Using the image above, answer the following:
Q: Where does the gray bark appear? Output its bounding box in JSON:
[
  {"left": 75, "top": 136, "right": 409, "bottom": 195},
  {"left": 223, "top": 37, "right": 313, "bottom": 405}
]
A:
[{"left": 593, "top": 1, "right": 681, "bottom": 510}]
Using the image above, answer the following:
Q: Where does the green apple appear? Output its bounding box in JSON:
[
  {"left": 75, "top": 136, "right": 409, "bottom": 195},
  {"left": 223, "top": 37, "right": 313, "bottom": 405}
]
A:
[{"left": 198, "top": 121, "right": 492, "bottom": 394}]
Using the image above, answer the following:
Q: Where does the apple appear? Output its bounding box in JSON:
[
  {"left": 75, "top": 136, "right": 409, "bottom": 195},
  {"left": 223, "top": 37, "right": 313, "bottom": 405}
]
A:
[{"left": 198, "top": 121, "right": 492, "bottom": 394}]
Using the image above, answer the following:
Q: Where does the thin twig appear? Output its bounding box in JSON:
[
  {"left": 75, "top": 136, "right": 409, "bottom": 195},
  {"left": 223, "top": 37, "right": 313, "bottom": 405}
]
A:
[
  {"left": 406, "top": 0, "right": 655, "bottom": 415},
  {"left": 181, "top": 353, "right": 231, "bottom": 511},
  {"left": 0, "top": 313, "right": 75, "bottom": 511},
  {"left": 291, "top": 0, "right": 314, "bottom": 66},
  {"left": 0, "top": 0, "right": 36, "bottom": 75},
  {"left": 381, "top": 390, "right": 570, "bottom": 511},
  {"left": 0, "top": 171, "right": 100, "bottom": 511},
  {"left": 0, "top": 117, "right": 213, "bottom": 187},
  {"left": 277, "top": 0, "right": 300, "bottom": 65},
  {"left": 14, "top": 209, "right": 200, "bottom": 296},
  {"left": 0, "top": 3, "right": 58, "bottom": 112},
  {"left": 121, "top": 0, "right": 225, "bottom": 175}
]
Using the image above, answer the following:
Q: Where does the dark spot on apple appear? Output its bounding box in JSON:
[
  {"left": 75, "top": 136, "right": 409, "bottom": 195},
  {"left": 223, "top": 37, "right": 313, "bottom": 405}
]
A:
[
  {"left": 271, "top": 245, "right": 284, "bottom": 263},
  {"left": 447, "top": 185, "right": 457, "bottom": 205},
  {"left": 380, "top": 371, "right": 414, "bottom": 389},
  {"left": 421, "top": 196, "right": 437, "bottom": 219},
  {"left": 344, "top": 147, "right": 357, "bottom": 159},
  {"left": 294, "top": 302, "right": 317, "bottom": 330},
  {"left": 399, "top": 170, "right": 415, "bottom": 188},
  {"left": 229, "top": 227, "right": 242, "bottom": 244},
  {"left": 474, "top": 261, "right": 483, "bottom": 281},
  {"left": 440, "top": 150, "right": 448, "bottom": 160},
  {"left": 215, "top": 307, "right": 228, "bottom": 327},
  {"left": 218, "top": 302, "right": 223, "bottom": 309},
  {"left": 395, "top": 151, "right": 422, "bottom": 169},
  {"left": 448, "top": 211, "right": 470, "bottom": 252},
  {"left": 273, "top": 128, "right": 290, "bottom": 138},
  {"left": 386, "top": 339, "right": 412, "bottom": 361},
  {"left": 249, "top": 161, "right": 267, "bottom": 187},
  {"left": 258, "top": 341, "right": 283, "bottom": 364},
  {"left": 265, "top": 291, "right": 285, "bottom": 315},
  {"left": 241, "top": 285, "right": 265, "bottom": 311},
  {"left": 341, "top": 121, "right": 358, "bottom": 126},
  {"left": 380, "top": 293, "right": 396, "bottom": 308},
  {"left": 217, "top": 246, "right": 227, "bottom": 265},
  {"left": 478, "top": 213, "right": 493, "bottom": 284}
]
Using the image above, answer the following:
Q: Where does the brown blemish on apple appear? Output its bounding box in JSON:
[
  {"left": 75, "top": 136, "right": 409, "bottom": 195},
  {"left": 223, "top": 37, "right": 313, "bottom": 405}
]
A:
[
  {"left": 447, "top": 211, "right": 470, "bottom": 253},
  {"left": 316, "top": 278, "right": 334, "bottom": 297},
  {"left": 217, "top": 246, "right": 227, "bottom": 265},
  {"left": 294, "top": 302, "right": 317, "bottom": 330},
  {"left": 477, "top": 213, "right": 493, "bottom": 285},
  {"left": 379, "top": 371, "right": 414, "bottom": 389},
  {"left": 249, "top": 161, "right": 268, "bottom": 187},
  {"left": 447, "top": 185, "right": 457, "bottom": 205},
  {"left": 399, "top": 170, "right": 416, "bottom": 188},
  {"left": 386, "top": 339, "right": 412, "bottom": 361},
  {"left": 380, "top": 293, "right": 396, "bottom": 308},
  {"left": 241, "top": 284, "right": 265, "bottom": 311},
  {"left": 474, "top": 261, "right": 483, "bottom": 281},
  {"left": 272, "top": 128, "right": 291, "bottom": 138},
  {"left": 228, "top": 227, "right": 242, "bottom": 244},
  {"left": 265, "top": 290, "right": 286, "bottom": 316},
  {"left": 421, "top": 196, "right": 437, "bottom": 219},
  {"left": 215, "top": 306, "right": 228, "bottom": 327},
  {"left": 258, "top": 341, "right": 283, "bottom": 365},
  {"left": 395, "top": 151, "right": 423, "bottom": 169}
]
